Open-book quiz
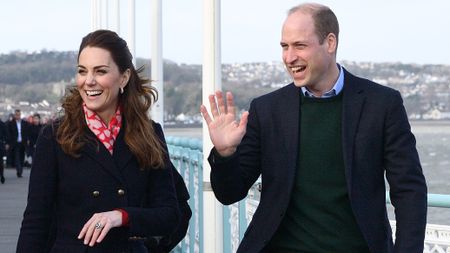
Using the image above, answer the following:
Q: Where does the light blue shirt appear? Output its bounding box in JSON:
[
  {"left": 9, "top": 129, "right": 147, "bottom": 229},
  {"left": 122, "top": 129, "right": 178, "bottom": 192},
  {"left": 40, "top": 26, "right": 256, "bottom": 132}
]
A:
[
  {"left": 301, "top": 64, "right": 344, "bottom": 98},
  {"left": 16, "top": 120, "right": 22, "bottom": 142}
]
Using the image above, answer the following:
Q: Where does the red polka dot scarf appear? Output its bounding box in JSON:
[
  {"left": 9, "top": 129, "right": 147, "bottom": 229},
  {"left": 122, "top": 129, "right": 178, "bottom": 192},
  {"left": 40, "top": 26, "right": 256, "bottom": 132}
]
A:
[{"left": 83, "top": 103, "right": 122, "bottom": 154}]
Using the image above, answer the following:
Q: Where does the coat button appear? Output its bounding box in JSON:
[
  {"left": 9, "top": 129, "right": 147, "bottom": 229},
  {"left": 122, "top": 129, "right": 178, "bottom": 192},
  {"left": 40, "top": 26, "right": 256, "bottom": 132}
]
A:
[
  {"left": 117, "top": 189, "right": 125, "bottom": 196},
  {"left": 92, "top": 191, "right": 100, "bottom": 197}
]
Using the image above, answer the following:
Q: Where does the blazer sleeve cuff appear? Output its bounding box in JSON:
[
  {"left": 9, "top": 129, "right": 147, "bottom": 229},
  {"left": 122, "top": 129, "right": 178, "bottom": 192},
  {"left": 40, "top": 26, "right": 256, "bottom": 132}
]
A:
[{"left": 209, "top": 147, "right": 238, "bottom": 164}]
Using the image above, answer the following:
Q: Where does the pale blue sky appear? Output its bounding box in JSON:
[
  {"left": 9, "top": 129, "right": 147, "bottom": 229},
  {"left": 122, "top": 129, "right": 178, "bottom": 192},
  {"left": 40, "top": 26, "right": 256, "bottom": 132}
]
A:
[{"left": 2, "top": 0, "right": 449, "bottom": 64}]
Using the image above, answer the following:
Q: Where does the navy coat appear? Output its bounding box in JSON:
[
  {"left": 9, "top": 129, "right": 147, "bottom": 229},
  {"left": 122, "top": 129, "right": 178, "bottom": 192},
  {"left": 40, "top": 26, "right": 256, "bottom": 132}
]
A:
[
  {"left": 0, "top": 120, "right": 7, "bottom": 157},
  {"left": 17, "top": 121, "right": 180, "bottom": 253},
  {"left": 7, "top": 119, "right": 30, "bottom": 146},
  {"left": 209, "top": 69, "right": 427, "bottom": 253}
]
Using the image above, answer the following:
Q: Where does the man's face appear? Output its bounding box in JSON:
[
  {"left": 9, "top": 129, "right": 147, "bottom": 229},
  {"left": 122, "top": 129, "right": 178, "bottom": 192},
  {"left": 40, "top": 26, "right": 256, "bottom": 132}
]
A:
[
  {"left": 280, "top": 11, "right": 336, "bottom": 90},
  {"left": 14, "top": 111, "right": 21, "bottom": 121}
]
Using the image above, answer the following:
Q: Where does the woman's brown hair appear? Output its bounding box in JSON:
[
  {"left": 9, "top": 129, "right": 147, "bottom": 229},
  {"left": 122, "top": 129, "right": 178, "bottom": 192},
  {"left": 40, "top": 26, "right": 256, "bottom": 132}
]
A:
[{"left": 56, "top": 29, "right": 165, "bottom": 169}]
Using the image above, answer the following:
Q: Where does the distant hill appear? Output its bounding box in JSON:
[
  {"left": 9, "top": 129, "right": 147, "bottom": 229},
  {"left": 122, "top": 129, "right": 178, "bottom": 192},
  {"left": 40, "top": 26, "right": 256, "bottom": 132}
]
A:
[
  {"left": 0, "top": 51, "right": 449, "bottom": 120},
  {"left": 0, "top": 50, "right": 76, "bottom": 85}
]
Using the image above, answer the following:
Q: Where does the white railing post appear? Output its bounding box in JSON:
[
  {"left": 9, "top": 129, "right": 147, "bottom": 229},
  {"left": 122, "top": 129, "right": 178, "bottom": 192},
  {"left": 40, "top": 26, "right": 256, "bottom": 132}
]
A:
[
  {"left": 151, "top": 0, "right": 164, "bottom": 126},
  {"left": 114, "top": 0, "right": 120, "bottom": 34},
  {"left": 128, "top": 0, "right": 136, "bottom": 66},
  {"left": 91, "top": 0, "right": 98, "bottom": 30},
  {"left": 202, "top": 0, "right": 223, "bottom": 253}
]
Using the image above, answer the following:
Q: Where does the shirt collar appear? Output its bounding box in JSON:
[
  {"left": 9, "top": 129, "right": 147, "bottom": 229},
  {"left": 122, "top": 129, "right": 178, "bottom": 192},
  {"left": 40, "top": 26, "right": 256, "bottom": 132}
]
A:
[{"left": 301, "top": 64, "right": 344, "bottom": 98}]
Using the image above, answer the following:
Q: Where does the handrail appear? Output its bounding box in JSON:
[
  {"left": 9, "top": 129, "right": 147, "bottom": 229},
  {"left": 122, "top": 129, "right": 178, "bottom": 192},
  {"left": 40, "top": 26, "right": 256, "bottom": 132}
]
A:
[
  {"left": 427, "top": 193, "right": 450, "bottom": 208},
  {"left": 166, "top": 136, "right": 203, "bottom": 151},
  {"left": 386, "top": 192, "right": 450, "bottom": 208},
  {"left": 166, "top": 136, "right": 203, "bottom": 253}
]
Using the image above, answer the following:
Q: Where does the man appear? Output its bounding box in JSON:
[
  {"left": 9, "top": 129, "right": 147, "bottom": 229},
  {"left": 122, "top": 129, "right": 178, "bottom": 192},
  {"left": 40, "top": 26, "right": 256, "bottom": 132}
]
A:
[
  {"left": 7, "top": 109, "right": 29, "bottom": 178},
  {"left": 200, "top": 3, "right": 427, "bottom": 253}
]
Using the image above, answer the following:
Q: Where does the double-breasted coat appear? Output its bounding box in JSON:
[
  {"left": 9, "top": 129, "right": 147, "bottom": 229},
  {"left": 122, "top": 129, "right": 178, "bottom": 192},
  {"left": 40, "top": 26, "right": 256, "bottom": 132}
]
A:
[{"left": 17, "top": 121, "right": 180, "bottom": 253}]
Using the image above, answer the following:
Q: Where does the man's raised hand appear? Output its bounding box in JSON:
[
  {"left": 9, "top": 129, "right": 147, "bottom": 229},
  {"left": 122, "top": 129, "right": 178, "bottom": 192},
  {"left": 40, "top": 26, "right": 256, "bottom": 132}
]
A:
[{"left": 200, "top": 91, "right": 249, "bottom": 157}]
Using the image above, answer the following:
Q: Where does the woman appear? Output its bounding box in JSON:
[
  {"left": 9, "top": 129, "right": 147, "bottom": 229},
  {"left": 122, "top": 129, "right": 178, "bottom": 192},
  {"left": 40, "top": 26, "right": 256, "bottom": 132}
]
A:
[
  {"left": 0, "top": 119, "right": 7, "bottom": 184},
  {"left": 26, "top": 113, "right": 43, "bottom": 166},
  {"left": 17, "top": 30, "right": 180, "bottom": 253}
]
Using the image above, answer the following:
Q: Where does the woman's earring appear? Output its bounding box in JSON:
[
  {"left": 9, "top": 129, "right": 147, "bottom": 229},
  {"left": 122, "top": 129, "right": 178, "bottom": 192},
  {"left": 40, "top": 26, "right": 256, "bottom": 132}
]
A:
[{"left": 120, "top": 87, "right": 124, "bottom": 94}]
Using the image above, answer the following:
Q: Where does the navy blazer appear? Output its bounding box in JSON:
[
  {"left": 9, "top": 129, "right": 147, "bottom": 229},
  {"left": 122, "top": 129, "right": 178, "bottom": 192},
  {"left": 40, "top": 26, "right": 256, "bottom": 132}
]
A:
[
  {"left": 17, "top": 121, "right": 180, "bottom": 253},
  {"left": 209, "top": 69, "right": 427, "bottom": 253},
  {"left": 7, "top": 119, "right": 30, "bottom": 145}
]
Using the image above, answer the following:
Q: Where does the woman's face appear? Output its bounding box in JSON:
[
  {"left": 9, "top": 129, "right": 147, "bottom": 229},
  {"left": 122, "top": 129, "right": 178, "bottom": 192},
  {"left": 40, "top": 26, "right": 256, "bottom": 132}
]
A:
[
  {"left": 32, "top": 116, "right": 40, "bottom": 125},
  {"left": 76, "top": 46, "right": 129, "bottom": 123}
]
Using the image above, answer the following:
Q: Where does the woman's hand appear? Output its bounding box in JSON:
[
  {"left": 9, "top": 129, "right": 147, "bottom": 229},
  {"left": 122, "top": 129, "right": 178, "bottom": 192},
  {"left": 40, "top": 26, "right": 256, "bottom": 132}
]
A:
[
  {"left": 200, "top": 91, "right": 249, "bottom": 157},
  {"left": 78, "top": 210, "right": 122, "bottom": 247}
]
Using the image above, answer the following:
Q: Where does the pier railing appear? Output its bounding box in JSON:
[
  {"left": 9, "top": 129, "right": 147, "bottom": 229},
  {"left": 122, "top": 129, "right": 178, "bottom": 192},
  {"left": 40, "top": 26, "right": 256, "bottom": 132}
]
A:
[
  {"left": 166, "top": 136, "right": 204, "bottom": 253},
  {"left": 166, "top": 136, "right": 450, "bottom": 253}
]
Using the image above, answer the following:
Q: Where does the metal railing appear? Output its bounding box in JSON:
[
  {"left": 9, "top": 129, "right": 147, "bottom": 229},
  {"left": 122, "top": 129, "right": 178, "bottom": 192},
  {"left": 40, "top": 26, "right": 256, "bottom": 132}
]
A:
[
  {"left": 166, "top": 136, "right": 203, "bottom": 253},
  {"left": 167, "top": 136, "right": 450, "bottom": 253}
]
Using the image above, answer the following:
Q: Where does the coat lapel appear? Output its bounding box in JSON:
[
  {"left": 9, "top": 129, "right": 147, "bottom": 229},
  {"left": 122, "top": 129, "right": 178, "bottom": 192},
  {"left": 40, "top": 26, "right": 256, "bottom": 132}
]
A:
[
  {"left": 112, "top": 126, "right": 134, "bottom": 171},
  {"left": 281, "top": 84, "right": 301, "bottom": 176},
  {"left": 81, "top": 129, "right": 126, "bottom": 184},
  {"left": 341, "top": 69, "right": 366, "bottom": 195}
]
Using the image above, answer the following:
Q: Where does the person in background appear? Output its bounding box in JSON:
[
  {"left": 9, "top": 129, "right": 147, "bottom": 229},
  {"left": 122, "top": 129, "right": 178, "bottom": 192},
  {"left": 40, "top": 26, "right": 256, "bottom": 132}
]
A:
[
  {"left": 17, "top": 29, "right": 184, "bottom": 253},
  {"left": 5, "top": 113, "right": 15, "bottom": 168},
  {"left": 6, "top": 109, "right": 30, "bottom": 178},
  {"left": 201, "top": 3, "right": 427, "bottom": 253},
  {"left": 26, "top": 115, "right": 33, "bottom": 124},
  {"left": 26, "top": 113, "right": 43, "bottom": 165},
  {"left": 0, "top": 118, "right": 8, "bottom": 184}
]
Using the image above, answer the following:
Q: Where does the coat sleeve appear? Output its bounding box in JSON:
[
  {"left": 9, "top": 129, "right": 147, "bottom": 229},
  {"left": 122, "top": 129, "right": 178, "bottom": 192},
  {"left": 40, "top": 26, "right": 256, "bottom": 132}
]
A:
[
  {"left": 161, "top": 167, "right": 192, "bottom": 251},
  {"left": 144, "top": 124, "right": 192, "bottom": 252},
  {"left": 145, "top": 164, "right": 192, "bottom": 252},
  {"left": 6, "top": 121, "right": 14, "bottom": 145},
  {"left": 16, "top": 125, "right": 58, "bottom": 253},
  {"left": 122, "top": 123, "right": 180, "bottom": 237},
  {"left": 383, "top": 91, "right": 427, "bottom": 253},
  {"left": 0, "top": 121, "right": 7, "bottom": 151}
]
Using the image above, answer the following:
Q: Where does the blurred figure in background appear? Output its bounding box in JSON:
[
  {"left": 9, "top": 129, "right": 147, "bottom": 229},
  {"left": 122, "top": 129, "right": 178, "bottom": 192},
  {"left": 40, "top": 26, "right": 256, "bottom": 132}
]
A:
[
  {"left": 6, "top": 109, "right": 30, "bottom": 178},
  {"left": 27, "top": 113, "right": 43, "bottom": 166},
  {"left": 0, "top": 118, "right": 8, "bottom": 184},
  {"left": 5, "top": 113, "right": 14, "bottom": 168}
]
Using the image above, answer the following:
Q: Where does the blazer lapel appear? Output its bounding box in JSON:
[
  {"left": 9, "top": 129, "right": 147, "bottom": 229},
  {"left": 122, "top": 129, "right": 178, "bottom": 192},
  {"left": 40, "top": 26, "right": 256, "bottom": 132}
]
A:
[
  {"left": 81, "top": 129, "right": 125, "bottom": 184},
  {"left": 280, "top": 84, "right": 301, "bottom": 175},
  {"left": 341, "top": 69, "right": 366, "bottom": 195}
]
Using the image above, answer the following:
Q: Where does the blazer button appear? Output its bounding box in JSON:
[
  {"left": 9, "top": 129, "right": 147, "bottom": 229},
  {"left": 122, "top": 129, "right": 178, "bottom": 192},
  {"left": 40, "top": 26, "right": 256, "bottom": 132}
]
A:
[
  {"left": 92, "top": 191, "right": 100, "bottom": 197},
  {"left": 117, "top": 189, "right": 125, "bottom": 196}
]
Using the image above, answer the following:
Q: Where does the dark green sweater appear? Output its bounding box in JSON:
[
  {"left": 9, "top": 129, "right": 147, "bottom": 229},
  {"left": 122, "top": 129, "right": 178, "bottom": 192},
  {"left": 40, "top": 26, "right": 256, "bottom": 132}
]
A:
[{"left": 269, "top": 93, "right": 369, "bottom": 253}]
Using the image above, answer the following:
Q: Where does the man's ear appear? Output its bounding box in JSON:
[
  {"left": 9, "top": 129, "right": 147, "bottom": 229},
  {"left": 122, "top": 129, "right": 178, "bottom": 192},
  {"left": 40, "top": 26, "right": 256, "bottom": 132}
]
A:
[{"left": 326, "top": 33, "right": 337, "bottom": 55}]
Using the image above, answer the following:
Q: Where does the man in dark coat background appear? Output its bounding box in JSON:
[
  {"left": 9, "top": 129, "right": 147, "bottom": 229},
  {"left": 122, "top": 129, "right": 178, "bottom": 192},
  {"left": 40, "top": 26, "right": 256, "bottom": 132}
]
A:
[{"left": 7, "top": 109, "right": 30, "bottom": 178}]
